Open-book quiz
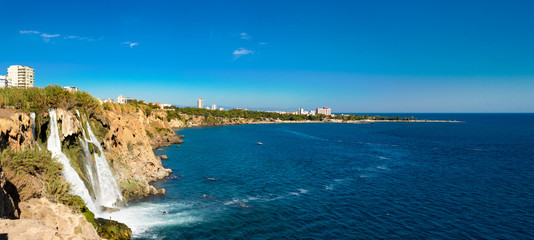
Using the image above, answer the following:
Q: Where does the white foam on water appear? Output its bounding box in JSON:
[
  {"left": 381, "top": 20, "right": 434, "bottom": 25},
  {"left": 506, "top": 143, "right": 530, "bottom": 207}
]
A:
[
  {"left": 298, "top": 188, "right": 309, "bottom": 194},
  {"left": 224, "top": 198, "right": 241, "bottom": 205},
  {"left": 100, "top": 202, "right": 201, "bottom": 236},
  {"left": 376, "top": 165, "right": 389, "bottom": 170},
  {"left": 325, "top": 185, "right": 334, "bottom": 190},
  {"left": 378, "top": 156, "right": 388, "bottom": 160}
]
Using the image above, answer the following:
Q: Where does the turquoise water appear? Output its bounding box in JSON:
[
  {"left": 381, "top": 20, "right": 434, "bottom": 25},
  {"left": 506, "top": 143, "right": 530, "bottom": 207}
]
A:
[{"left": 126, "top": 114, "right": 534, "bottom": 239}]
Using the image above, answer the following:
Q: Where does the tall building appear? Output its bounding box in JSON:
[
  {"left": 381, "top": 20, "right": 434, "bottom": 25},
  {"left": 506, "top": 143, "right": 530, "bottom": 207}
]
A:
[
  {"left": 316, "top": 107, "right": 332, "bottom": 115},
  {"left": 197, "top": 98, "right": 204, "bottom": 108},
  {"left": 0, "top": 75, "right": 7, "bottom": 88},
  {"left": 212, "top": 104, "right": 217, "bottom": 110},
  {"left": 7, "top": 65, "right": 35, "bottom": 87}
]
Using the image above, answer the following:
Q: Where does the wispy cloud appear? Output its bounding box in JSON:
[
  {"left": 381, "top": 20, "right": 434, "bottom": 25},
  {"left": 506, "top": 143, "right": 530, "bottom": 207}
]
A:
[
  {"left": 38, "top": 33, "right": 60, "bottom": 43},
  {"left": 64, "top": 35, "right": 99, "bottom": 41},
  {"left": 19, "top": 30, "right": 40, "bottom": 34},
  {"left": 122, "top": 41, "right": 139, "bottom": 48},
  {"left": 259, "top": 42, "right": 268, "bottom": 45},
  {"left": 240, "top": 32, "right": 252, "bottom": 40},
  {"left": 20, "top": 29, "right": 102, "bottom": 43},
  {"left": 41, "top": 33, "right": 60, "bottom": 38},
  {"left": 233, "top": 48, "right": 254, "bottom": 55},
  {"left": 232, "top": 48, "right": 254, "bottom": 60}
]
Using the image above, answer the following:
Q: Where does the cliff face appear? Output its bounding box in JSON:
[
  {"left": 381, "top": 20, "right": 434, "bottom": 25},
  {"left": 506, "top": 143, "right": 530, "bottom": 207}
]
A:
[
  {"left": 0, "top": 109, "right": 34, "bottom": 152},
  {"left": 97, "top": 108, "right": 180, "bottom": 199}
]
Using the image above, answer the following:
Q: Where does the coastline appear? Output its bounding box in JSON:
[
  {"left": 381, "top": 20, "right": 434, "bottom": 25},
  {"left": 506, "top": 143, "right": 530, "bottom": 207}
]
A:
[{"left": 173, "top": 118, "right": 463, "bottom": 130}]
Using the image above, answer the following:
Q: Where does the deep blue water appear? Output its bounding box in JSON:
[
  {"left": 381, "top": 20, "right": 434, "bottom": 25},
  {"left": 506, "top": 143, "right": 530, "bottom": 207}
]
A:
[{"left": 129, "top": 114, "right": 534, "bottom": 239}]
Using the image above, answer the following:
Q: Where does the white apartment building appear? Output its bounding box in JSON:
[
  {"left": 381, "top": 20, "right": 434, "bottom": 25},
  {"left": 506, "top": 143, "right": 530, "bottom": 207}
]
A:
[
  {"left": 197, "top": 98, "right": 204, "bottom": 108},
  {"left": 7, "top": 65, "right": 35, "bottom": 87},
  {"left": 316, "top": 107, "right": 332, "bottom": 115},
  {"left": 0, "top": 75, "right": 8, "bottom": 88},
  {"left": 117, "top": 95, "right": 126, "bottom": 104},
  {"left": 211, "top": 104, "right": 217, "bottom": 110}
]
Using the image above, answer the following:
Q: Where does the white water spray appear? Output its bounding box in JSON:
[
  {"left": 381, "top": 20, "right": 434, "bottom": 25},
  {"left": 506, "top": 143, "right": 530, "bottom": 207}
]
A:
[
  {"left": 47, "top": 109, "right": 97, "bottom": 213},
  {"left": 76, "top": 110, "right": 124, "bottom": 209}
]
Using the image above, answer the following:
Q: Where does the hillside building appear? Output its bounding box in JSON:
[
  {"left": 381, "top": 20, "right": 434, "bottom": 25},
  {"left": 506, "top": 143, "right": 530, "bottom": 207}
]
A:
[{"left": 7, "top": 65, "right": 34, "bottom": 87}]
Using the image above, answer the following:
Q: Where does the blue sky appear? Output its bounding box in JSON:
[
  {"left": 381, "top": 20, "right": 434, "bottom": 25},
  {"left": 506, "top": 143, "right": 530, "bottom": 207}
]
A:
[{"left": 1, "top": 0, "right": 533, "bottom": 112}]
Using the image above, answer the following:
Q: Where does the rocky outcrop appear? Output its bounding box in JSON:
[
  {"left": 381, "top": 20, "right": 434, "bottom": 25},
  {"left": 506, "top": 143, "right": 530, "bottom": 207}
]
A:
[
  {"left": 98, "top": 108, "right": 178, "bottom": 199},
  {"left": 56, "top": 108, "right": 82, "bottom": 141},
  {"left": 0, "top": 109, "right": 34, "bottom": 151},
  {"left": 145, "top": 111, "right": 183, "bottom": 148},
  {"left": 0, "top": 166, "right": 19, "bottom": 219},
  {"left": 0, "top": 198, "right": 101, "bottom": 239},
  {"left": 94, "top": 218, "right": 132, "bottom": 240}
]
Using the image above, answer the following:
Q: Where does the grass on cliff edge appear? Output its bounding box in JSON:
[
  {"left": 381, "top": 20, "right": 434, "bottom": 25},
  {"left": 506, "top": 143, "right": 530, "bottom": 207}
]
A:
[
  {"left": 0, "top": 148, "right": 92, "bottom": 220},
  {"left": 0, "top": 85, "right": 101, "bottom": 115},
  {"left": 0, "top": 148, "right": 86, "bottom": 207}
]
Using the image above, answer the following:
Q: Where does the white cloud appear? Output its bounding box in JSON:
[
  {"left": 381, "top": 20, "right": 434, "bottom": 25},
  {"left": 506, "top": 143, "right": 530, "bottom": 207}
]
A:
[
  {"left": 259, "top": 42, "right": 268, "bottom": 45},
  {"left": 240, "top": 32, "right": 251, "bottom": 40},
  {"left": 233, "top": 48, "right": 254, "bottom": 55},
  {"left": 41, "top": 33, "right": 60, "bottom": 38},
  {"left": 19, "top": 30, "right": 40, "bottom": 34},
  {"left": 122, "top": 42, "right": 139, "bottom": 48},
  {"left": 64, "top": 35, "right": 79, "bottom": 39}
]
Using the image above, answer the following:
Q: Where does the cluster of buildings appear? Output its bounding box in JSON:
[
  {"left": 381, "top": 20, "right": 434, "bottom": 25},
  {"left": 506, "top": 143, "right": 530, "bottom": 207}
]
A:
[
  {"left": 1, "top": 65, "right": 35, "bottom": 88},
  {"left": 294, "top": 107, "right": 333, "bottom": 116},
  {"left": 197, "top": 98, "right": 224, "bottom": 111},
  {"left": 96, "top": 95, "right": 171, "bottom": 109}
]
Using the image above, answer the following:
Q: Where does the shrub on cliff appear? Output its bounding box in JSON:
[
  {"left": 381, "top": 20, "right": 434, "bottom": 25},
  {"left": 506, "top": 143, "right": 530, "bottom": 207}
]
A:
[
  {"left": 0, "top": 148, "right": 85, "bottom": 209},
  {"left": 0, "top": 85, "right": 102, "bottom": 114}
]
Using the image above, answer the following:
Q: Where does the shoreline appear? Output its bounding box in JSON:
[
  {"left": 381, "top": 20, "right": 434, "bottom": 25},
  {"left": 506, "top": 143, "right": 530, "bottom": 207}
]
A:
[{"left": 173, "top": 118, "right": 463, "bottom": 130}]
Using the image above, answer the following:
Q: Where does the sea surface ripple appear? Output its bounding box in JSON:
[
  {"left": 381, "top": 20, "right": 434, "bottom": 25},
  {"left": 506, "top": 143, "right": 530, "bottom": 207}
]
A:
[{"left": 122, "top": 114, "right": 534, "bottom": 239}]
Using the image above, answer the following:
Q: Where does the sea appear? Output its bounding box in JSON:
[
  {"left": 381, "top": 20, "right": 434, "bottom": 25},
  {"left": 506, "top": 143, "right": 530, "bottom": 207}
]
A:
[{"left": 111, "top": 114, "right": 534, "bottom": 239}]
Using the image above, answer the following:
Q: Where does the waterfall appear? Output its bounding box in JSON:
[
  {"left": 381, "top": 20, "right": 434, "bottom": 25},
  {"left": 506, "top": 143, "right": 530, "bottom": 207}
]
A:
[
  {"left": 76, "top": 110, "right": 124, "bottom": 208},
  {"left": 47, "top": 109, "right": 97, "bottom": 213},
  {"left": 29, "top": 112, "right": 41, "bottom": 150}
]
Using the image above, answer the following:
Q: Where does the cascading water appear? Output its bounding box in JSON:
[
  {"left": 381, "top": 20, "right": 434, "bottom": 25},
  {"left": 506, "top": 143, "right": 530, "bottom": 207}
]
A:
[
  {"left": 76, "top": 110, "right": 124, "bottom": 208},
  {"left": 47, "top": 109, "right": 97, "bottom": 213},
  {"left": 29, "top": 112, "right": 41, "bottom": 150}
]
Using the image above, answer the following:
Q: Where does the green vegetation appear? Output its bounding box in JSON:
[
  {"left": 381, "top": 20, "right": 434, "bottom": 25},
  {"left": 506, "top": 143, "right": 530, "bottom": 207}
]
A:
[
  {"left": 0, "top": 148, "right": 87, "bottom": 209},
  {"left": 94, "top": 217, "right": 132, "bottom": 240},
  {"left": 167, "top": 107, "right": 327, "bottom": 121},
  {"left": 0, "top": 85, "right": 101, "bottom": 115}
]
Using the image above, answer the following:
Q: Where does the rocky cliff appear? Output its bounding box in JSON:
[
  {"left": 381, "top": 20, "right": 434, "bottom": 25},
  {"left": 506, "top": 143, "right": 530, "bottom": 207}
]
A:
[
  {"left": 96, "top": 107, "right": 179, "bottom": 199},
  {"left": 0, "top": 109, "right": 34, "bottom": 152}
]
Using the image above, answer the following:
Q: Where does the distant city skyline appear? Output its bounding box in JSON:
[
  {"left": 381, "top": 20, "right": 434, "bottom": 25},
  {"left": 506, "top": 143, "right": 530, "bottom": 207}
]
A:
[{"left": 1, "top": 0, "right": 533, "bottom": 112}]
